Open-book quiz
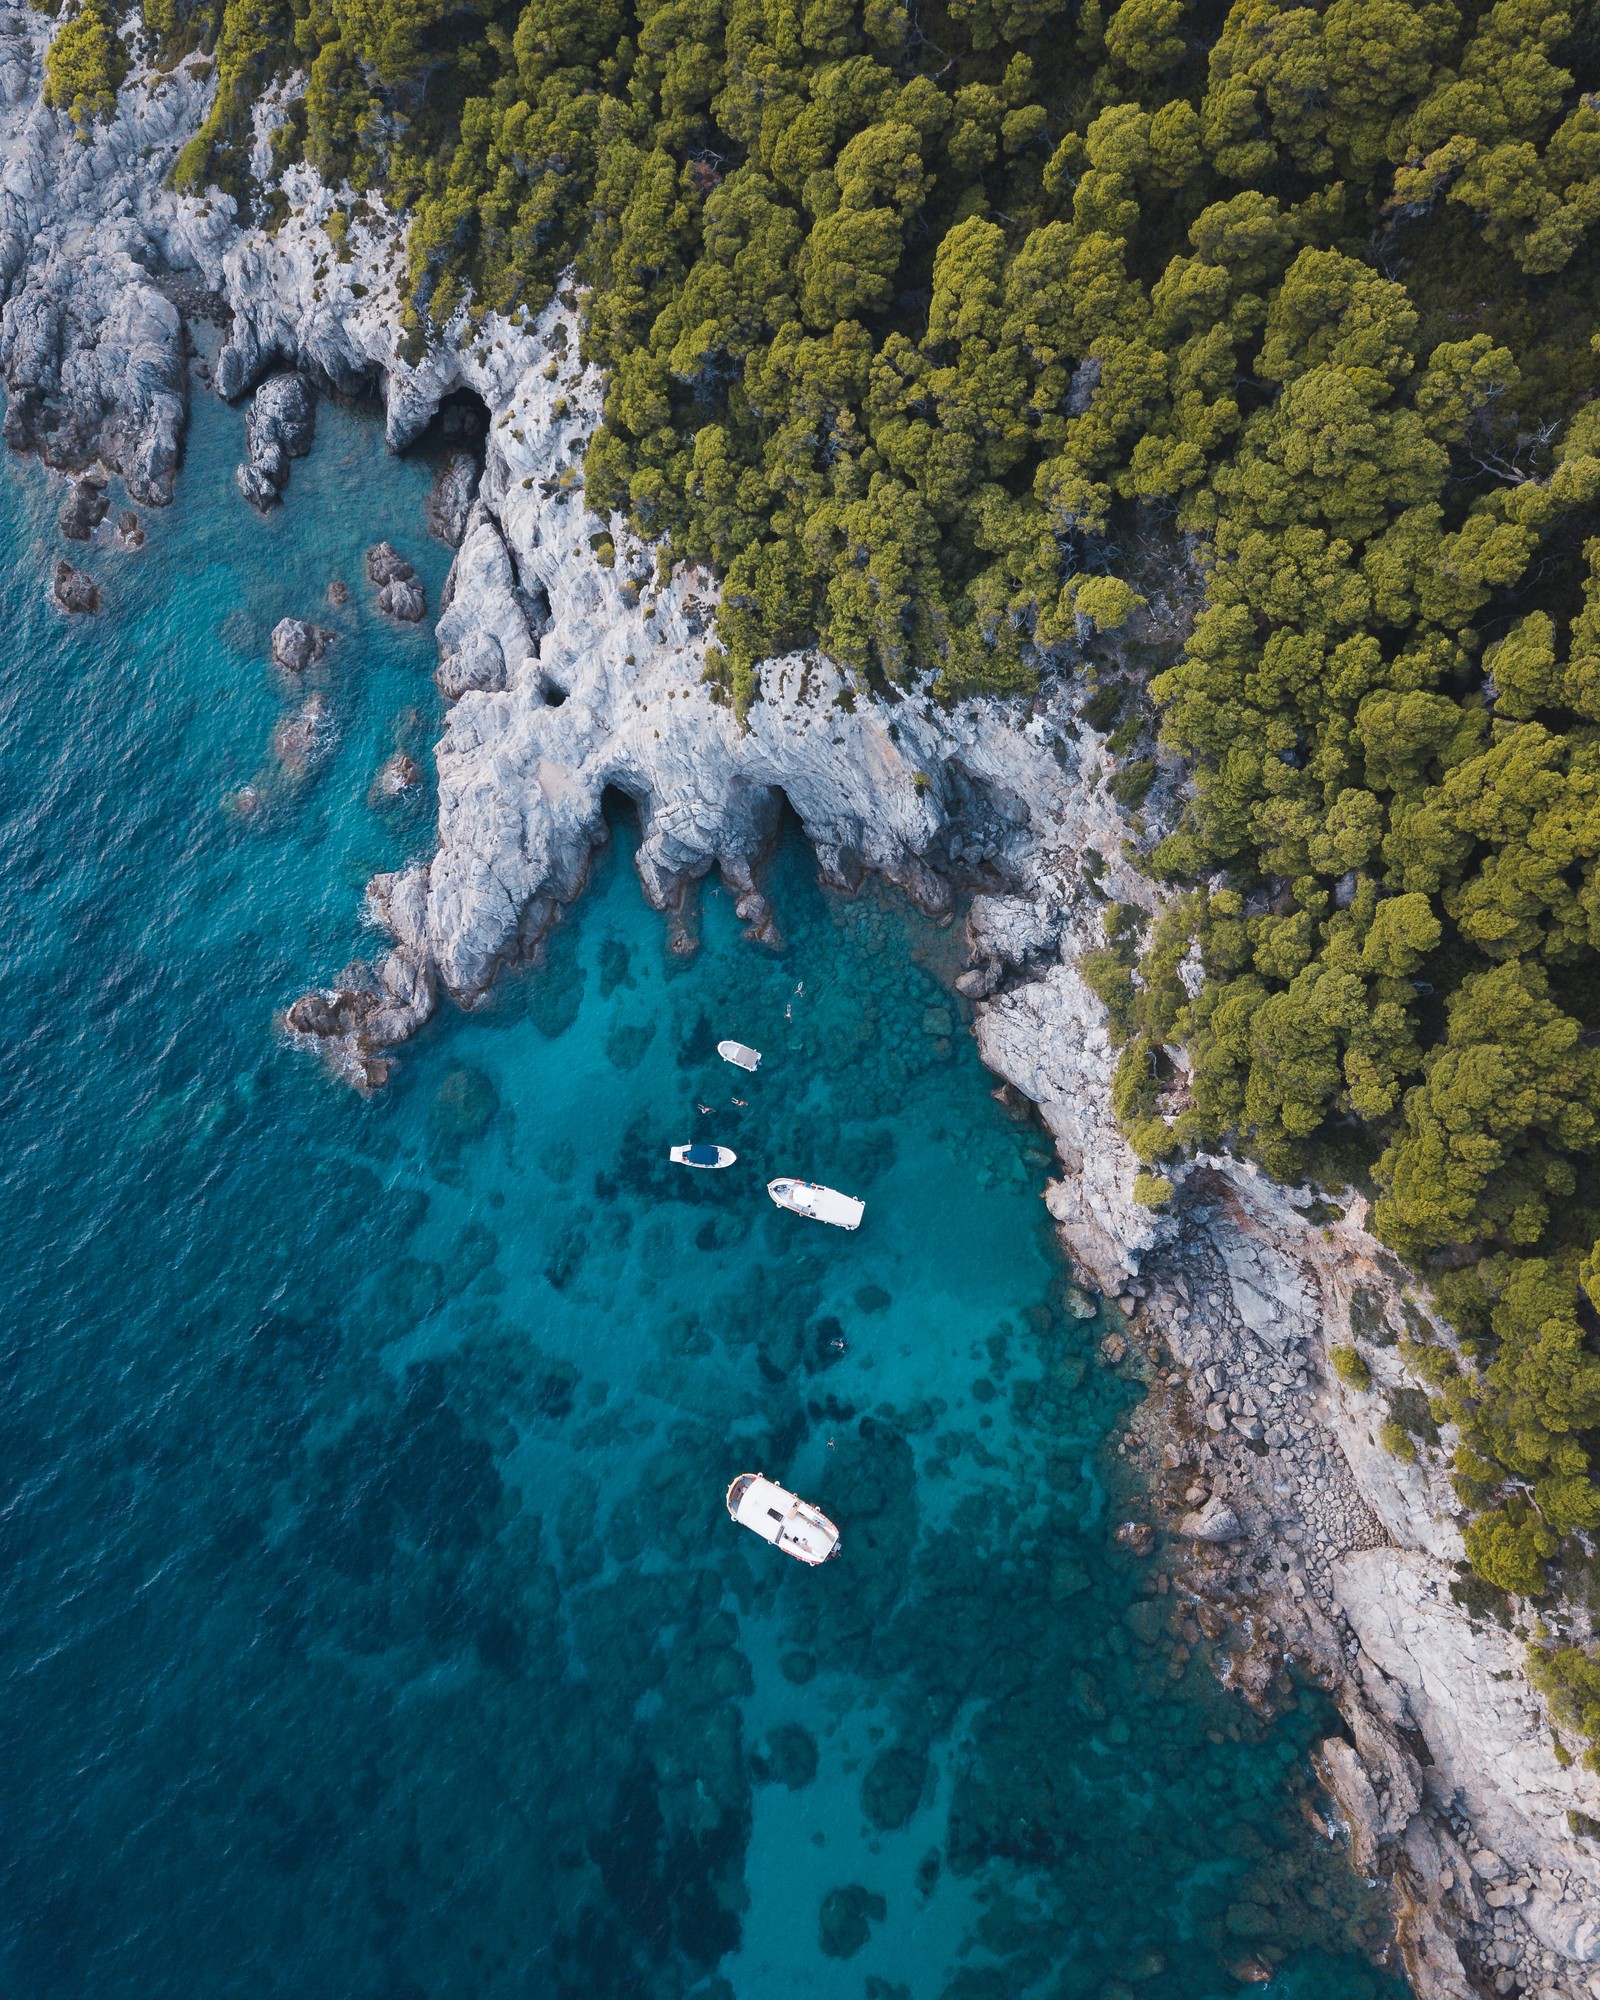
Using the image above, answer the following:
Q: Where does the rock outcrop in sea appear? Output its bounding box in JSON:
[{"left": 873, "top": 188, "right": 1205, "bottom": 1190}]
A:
[
  {"left": 236, "top": 370, "right": 315, "bottom": 510},
  {"left": 269, "top": 616, "right": 333, "bottom": 674},
  {"left": 59, "top": 474, "right": 108, "bottom": 539},
  {"left": 51, "top": 558, "right": 98, "bottom": 614},
  {"left": 3, "top": 18, "right": 1599, "bottom": 1994},
  {"left": 366, "top": 541, "right": 425, "bottom": 621}
]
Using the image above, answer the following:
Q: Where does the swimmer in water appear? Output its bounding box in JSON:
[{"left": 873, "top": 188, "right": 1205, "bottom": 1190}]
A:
[
  {"left": 697, "top": 1103, "right": 713, "bottom": 1115},
  {"left": 784, "top": 1003, "right": 792, "bottom": 1021},
  {"left": 732, "top": 1096, "right": 747, "bottom": 1107}
]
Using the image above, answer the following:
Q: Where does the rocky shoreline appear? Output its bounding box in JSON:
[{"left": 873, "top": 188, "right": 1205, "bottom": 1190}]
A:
[{"left": 5, "top": 19, "right": 1600, "bottom": 1996}]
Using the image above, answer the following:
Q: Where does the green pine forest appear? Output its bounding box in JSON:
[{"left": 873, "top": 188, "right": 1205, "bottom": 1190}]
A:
[{"left": 51, "top": 0, "right": 1600, "bottom": 1712}]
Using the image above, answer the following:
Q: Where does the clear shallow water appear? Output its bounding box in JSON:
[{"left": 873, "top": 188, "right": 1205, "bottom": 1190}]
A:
[{"left": 0, "top": 383, "right": 1405, "bottom": 2000}]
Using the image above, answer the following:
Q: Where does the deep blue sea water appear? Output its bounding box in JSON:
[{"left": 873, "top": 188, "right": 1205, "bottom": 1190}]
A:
[{"left": 0, "top": 377, "right": 1408, "bottom": 2000}]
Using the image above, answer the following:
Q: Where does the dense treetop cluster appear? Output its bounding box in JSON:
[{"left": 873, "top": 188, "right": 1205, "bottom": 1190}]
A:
[{"left": 50, "top": 0, "right": 1600, "bottom": 1669}]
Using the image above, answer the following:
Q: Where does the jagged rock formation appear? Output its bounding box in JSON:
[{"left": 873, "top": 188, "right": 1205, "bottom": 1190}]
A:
[
  {"left": 365, "top": 540, "right": 425, "bottom": 620},
  {"left": 51, "top": 557, "right": 98, "bottom": 614},
  {"left": 236, "top": 371, "right": 315, "bottom": 510},
  {"left": 269, "top": 616, "right": 332, "bottom": 673},
  {"left": 3, "top": 19, "right": 1600, "bottom": 1992},
  {"left": 424, "top": 449, "right": 479, "bottom": 548},
  {"left": 59, "top": 473, "right": 108, "bottom": 539},
  {"left": 0, "top": 26, "right": 225, "bottom": 504}
]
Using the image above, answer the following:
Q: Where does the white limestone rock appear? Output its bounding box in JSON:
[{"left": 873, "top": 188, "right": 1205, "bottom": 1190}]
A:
[
  {"left": 0, "top": 26, "right": 228, "bottom": 503},
  {"left": 237, "top": 370, "right": 315, "bottom": 510},
  {"left": 1336, "top": 1547, "right": 1600, "bottom": 1940}
]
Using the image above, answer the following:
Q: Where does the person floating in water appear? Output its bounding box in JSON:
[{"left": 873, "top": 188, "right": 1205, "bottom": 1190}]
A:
[
  {"left": 732, "top": 1097, "right": 747, "bottom": 1108},
  {"left": 795, "top": 981, "right": 804, "bottom": 996},
  {"left": 784, "top": 1003, "right": 792, "bottom": 1021},
  {"left": 697, "top": 1103, "right": 713, "bottom": 1115}
]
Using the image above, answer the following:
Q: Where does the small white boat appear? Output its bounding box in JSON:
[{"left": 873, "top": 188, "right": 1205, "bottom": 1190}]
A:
[
  {"left": 717, "top": 1040, "right": 762, "bottom": 1072},
  {"left": 726, "top": 1473, "right": 841, "bottom": 1565},
  {"left": 767, "top": 1177, "right": 865, "bottom": 1230},
  {"left": 670, "top": 1143, "right": 737, "bottom": 1169}
]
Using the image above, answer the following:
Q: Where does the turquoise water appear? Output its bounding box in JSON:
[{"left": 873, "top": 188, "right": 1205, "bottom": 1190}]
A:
[{"left": 0, "top": 382, "right": 1405, "bottom": 1999}]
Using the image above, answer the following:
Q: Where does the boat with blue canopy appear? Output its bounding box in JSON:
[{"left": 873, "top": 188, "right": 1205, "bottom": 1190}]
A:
[{"left": 670, "top": 1143, "right": 737, "bottom": 1169}]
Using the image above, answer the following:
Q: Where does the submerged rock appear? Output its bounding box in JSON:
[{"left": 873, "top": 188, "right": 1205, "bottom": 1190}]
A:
[
  {"left": 430, "top": 1065, "right": 499, "bottom": 1148},
  {"left": 59, "top": 475, "right": 109, "bottom": 540},
  {"left": 272, "top": 690, "right": 330, "bottom": 780},
  {"left": 424, "top": 450, "right": 480, "bottom": 548},
  {"left": 861, "top": 1746, "right": 928, "bottom": 1830},
  {"left": 372, "top": 750, "right": 422, "bottom": 800},
  {"left": 818, "top": 1885, "right": 886, "bottom": 1960},
  {"left": 236, "top": 373, "right": 315, "bottom": 512},
  {"left": 270, "top": 617, "right": 334, "bottom": 674},
  {"left": 327, "top": 578, "right": 349, "bottom": 608},
  {"left": 114, "top": 509, "right": 145, "bottom": 550},
  {"left": 51, "top": 559, "right": 99, "bottom": 614},
  {"left": 756, "top": 1723, "right": 819, "bottom": 1791}
]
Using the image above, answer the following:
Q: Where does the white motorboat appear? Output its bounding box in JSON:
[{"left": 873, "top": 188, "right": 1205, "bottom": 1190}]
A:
[
  {"left": 726, "top": 1473, "right": 841, "bottom": 1564},
  {"left": 717, "top": 1040, "right": 762, "bottom": 1072},
  {"left": 767, "top": 1177, "right": 865, "bottom": 1230},
  {"left": 670, "top": 1143, "right": 737, "bottom": 1169}
]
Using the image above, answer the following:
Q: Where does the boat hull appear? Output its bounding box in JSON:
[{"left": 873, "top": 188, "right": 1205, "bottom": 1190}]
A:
[
  {"left": 717, "top": 1040, "right": 762, "bottom": 1072},
  {"left": 726, "top": 1473, "right": 841, "bottom": 1564},
  {"left": 766, "top": 1177, "right": 864, "bottom": 1230},
  {"left": 670, "top": 1144, "right": 736, "bottom": 1169}
]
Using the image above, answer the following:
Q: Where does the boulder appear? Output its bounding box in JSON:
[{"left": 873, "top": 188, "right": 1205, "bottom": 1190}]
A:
[
  {"left": 270, "top": 617, "right": 334, "bottom": 673},
  {"left": 424, "top": 450, "right": 480, "bottom": 548},
  {"left": 436, "top": 628, "right": 507, "bottom": 701},
  {"left": 59, "top": 476, "right": 109, "bottom": 540},
  {"left": 237, "top": 373, "right": 316, "bottom": 512},
  {"left": 365, "top": 541, "right": 414, "bottom": 587},
  {"left": 52, "top": 559, "right": 99, "bottom": 614},
  {"left": 236, "top": 463, "right": 279, "bottom": 511},
  {"left": 286, "top": 987, "right": 375, "bottom": 1038},
  {"left": 1179, "top": 1494, "right": 1242, "bottom": 1542},
  {"left": 378, "top": 576, "right": 427, "bottom": 621}
]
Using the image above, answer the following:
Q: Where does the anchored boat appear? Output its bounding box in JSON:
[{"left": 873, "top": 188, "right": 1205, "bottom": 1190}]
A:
[
  {"left": 717, "top": 1040, "right": 762, "bottom": 1072},
  {"left": 767, "top": 1177, "right": 865, "bottom": 1230},
  {"left": 670, "top": 1143, "right": 737, "bottom": 1169},
  {"left": 726, "top": 1473, "right": 841, "bottom": 1565}
]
